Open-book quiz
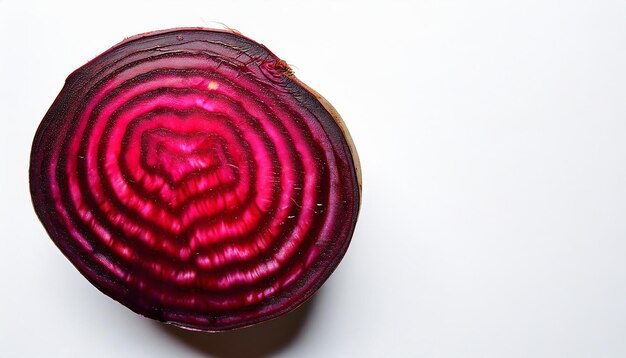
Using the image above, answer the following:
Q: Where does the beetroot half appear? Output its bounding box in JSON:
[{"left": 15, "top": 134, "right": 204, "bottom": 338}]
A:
[{"left": 30, "top": 28, "right": 361, "bottom": 331}]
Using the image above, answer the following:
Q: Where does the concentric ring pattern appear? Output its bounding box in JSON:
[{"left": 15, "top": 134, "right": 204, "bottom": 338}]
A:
[{"left": 30, "top": 28, "right": 360, "bottom": 331}]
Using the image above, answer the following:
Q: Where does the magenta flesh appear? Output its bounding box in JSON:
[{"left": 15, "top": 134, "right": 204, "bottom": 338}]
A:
[{"left": 30, "top": 28, "right": 360, "bottom": 331}]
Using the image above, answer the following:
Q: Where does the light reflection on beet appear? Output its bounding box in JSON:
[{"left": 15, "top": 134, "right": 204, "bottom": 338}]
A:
[{"left": 30, "top": 28, "right": 360, "bottom": 331}]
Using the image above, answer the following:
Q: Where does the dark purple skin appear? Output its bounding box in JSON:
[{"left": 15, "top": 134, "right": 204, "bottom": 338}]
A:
[{"left": 30, "top": 28, "right": 360, "bottom": 331}]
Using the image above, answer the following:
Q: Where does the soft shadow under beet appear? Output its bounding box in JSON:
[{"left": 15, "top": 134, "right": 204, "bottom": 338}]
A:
[{"left": 154, "top": 295, "right": 317, "bottom": 358}]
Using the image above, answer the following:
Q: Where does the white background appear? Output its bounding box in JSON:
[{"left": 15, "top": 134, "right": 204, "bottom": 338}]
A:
[{"left": 2, "top": 0, "right": 626, "bottom": 357}]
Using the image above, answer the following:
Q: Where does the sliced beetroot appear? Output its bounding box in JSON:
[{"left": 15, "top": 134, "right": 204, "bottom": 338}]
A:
[{"left": 30, "top": 28, "right": 361, "bottom": 331}]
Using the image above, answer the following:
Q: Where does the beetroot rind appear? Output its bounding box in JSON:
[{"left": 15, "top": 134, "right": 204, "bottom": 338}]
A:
[{"left": 30, "top": 28, "right": 360, "bottom": 331}]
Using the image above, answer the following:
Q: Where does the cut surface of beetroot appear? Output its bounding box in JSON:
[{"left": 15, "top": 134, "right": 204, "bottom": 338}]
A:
[{"left": 30, "top": 28, "right": 361, "bottom": 331}]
